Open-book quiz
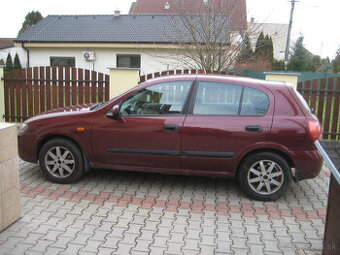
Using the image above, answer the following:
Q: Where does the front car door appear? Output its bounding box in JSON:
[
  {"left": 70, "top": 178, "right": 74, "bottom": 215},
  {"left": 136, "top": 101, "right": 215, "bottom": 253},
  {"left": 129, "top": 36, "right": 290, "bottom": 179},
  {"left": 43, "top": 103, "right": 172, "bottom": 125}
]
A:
[
  {"left": 181, "top": 80, "right": 274, "bottom": 175},
  {"left": 91, "top": 80, "right": 193, "bottom": 171}
]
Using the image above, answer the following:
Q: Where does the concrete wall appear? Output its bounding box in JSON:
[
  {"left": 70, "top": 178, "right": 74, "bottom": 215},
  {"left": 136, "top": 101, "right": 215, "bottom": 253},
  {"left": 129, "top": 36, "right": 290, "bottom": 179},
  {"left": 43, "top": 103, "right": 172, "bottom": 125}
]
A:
[
  {"left": 0, "top": 123, "right": 21, "bottom": 232},
  {"left": 0, "top": 67, "right": 4, "bottom": 122},
  {"left": 265, "top": 72, "right": 299, "bottom": 89},
  {"left": 109, "top": 68, "right": 140, "bottom": 98},
  {"left": 27, "top": 47, "right": 192, "bottom": 75}
]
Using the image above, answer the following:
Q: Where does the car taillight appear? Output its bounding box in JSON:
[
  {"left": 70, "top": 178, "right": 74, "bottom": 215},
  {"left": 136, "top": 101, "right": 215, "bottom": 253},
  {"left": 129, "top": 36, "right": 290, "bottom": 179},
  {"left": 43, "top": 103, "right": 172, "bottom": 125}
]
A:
[{"left": 307, "top": 119, "right": 321, "bottom": 141}]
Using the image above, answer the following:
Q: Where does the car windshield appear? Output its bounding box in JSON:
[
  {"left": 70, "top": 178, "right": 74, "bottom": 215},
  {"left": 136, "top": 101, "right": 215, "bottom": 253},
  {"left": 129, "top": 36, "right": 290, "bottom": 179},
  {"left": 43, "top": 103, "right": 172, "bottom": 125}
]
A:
[
  {"left": 90, "top": 83, "right": 143, "bottom": 110},
  {"left": 90, "top": 98, "right": 117, "bottom": 110}
]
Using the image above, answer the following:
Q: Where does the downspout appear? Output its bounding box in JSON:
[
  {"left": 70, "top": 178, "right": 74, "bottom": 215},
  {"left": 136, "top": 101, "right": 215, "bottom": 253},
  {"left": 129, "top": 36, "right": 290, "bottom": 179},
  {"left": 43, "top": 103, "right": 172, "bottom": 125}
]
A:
[{"left": 22, "top": 42, "right": 30, "bottom": 68}]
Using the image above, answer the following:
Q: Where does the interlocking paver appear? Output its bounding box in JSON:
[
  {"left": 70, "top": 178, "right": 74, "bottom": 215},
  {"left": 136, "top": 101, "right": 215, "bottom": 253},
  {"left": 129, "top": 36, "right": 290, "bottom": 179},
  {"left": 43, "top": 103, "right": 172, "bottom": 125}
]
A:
[
  {"left": 0, "top": 159, "right": 332, "bottom": 255},
  {"left": 62, "top": 243, "right": 84, "bottom": 254}
]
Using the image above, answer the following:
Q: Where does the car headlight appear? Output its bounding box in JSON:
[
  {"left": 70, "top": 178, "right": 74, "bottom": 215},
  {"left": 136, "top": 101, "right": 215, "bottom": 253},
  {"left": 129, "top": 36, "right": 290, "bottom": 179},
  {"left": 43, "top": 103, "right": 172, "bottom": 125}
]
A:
[{"left": 18, "top": 123, "right": 28, "bottom": 136}]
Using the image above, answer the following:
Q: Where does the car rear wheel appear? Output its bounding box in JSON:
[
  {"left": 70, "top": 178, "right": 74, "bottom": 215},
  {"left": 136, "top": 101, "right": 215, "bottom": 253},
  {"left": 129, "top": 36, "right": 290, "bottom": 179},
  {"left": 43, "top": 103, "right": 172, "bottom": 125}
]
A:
[
  {"left": 237, "top": 152, "right": 291, "bottom": 201},
  {"left": 39, "top": 138, "right": 84, "bottom": 183}
]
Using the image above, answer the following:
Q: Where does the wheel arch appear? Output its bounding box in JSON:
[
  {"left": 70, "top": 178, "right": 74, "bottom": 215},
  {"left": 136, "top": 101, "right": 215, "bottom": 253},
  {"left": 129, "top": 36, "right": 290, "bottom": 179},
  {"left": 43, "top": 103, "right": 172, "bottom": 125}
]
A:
[
  {"left": 236, "top": 148, "right": 295, "bottom": 176},
  {"left": 36, "top": 135, "right": 91, "bottom": 172}
]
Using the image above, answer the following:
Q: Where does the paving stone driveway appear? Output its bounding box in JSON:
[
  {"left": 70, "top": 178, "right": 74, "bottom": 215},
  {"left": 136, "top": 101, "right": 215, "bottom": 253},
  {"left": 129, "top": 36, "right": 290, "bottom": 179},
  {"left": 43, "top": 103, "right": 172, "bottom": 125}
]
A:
[{"left": 0, "top": 159, "right": 330, "bottom": 255}]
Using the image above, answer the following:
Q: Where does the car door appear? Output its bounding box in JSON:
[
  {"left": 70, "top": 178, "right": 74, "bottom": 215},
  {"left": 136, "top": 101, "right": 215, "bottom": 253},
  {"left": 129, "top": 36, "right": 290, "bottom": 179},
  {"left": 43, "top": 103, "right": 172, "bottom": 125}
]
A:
[
  {"left": 91, "top": 80, "right": 193, "bottom": 170},
  {"left": 181, "top": 80, "right": 274, "bottom": 174}
]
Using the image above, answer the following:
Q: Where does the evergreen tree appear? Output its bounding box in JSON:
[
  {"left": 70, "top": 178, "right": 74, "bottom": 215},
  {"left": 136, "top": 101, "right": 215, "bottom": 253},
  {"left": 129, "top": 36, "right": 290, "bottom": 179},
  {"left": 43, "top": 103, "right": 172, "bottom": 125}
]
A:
[
  {"left": 238, "top": 34, "right": 254, "bottom": 62},
  {"left": 333, "top": 48, "right": 340, "bottom": 73},
  {"left": 18, "top": 11, "right": 43, "bottom": 35},
  {"left": 267, "top": 37, "right": 274, "bottom": 62},
  {"left": 13, "top": 53, "right": 22, "bottom": 70},
  {"left": 312, "top": 55, "right": 321, "bottom": 72},
  {"left": 319, "top": 57, "right": 332, "bottom": 73},
  {"left": 287, "top": 36, "right": 314, "bottom": 72},
  {"left": 254, "top": 32, "right": 273, "bottom": 62},
  {"left": 334, "top": 61, "right": 339, "bottom": 73},
  {"left": 272, "top": 60, "right": 285, "bottom": 71},
  {"left": 5, "top": 53, "right": 13, "bottom": 72},
  {"left": 255, "top": 31, "right": 265, "bottom": 58},
  {"left": 0, "top": 59, "right": 4, "bottom": 66}
]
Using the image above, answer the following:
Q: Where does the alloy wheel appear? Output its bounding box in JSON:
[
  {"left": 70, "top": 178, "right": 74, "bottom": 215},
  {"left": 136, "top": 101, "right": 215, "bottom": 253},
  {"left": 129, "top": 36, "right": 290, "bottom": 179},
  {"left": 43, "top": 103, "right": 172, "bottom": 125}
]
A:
[
  {"left": 247, "top": 160, "right": 284, "bottom": 195},
  {"left": 44, "top": 146, "right": 76, "bottom": 178}
]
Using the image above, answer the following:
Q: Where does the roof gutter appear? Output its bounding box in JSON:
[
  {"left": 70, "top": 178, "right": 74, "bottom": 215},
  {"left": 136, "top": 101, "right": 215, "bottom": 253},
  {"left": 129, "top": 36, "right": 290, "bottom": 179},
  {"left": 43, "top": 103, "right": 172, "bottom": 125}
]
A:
[{"left": 21, "top": 42, "right": 30, "bottom": 68}]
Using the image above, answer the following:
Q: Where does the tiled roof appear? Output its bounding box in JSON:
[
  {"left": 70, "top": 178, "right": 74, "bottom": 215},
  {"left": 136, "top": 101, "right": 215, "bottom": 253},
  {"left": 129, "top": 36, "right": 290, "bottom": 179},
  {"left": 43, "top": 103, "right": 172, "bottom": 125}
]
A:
[
  {"left": 129, "top": 0, "right": 247, "bottom": 30},
  {"left": 15, "top": 14, "right": 230, "bottom": 44},
  {"left": 0, "top": 38, "right": 14, "bottom": 49}
]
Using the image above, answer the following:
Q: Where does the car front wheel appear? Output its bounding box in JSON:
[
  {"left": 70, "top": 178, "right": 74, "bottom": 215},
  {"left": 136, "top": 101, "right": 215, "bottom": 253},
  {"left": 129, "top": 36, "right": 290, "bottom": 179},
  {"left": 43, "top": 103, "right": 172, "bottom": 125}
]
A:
[
  {"left": 237, "top": 152, "right": 292, "bottom": 201},
  {"left": 39, "top": 138, "right": 84, "bottom": 183}
]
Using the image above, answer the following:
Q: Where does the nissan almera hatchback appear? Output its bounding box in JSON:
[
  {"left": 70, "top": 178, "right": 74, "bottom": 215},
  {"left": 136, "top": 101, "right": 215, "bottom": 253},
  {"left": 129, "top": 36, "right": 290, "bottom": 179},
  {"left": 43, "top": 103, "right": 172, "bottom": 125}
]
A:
[{"left": 18, "top": 75, "right": 323, "bottom": 201}]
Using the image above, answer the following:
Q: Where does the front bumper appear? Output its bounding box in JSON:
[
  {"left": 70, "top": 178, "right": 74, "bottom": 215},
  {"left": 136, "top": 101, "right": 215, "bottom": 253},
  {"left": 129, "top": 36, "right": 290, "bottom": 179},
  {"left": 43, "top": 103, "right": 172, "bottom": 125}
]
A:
[{"left": 18, "top": 133, "right": 37, "bottom": 163}]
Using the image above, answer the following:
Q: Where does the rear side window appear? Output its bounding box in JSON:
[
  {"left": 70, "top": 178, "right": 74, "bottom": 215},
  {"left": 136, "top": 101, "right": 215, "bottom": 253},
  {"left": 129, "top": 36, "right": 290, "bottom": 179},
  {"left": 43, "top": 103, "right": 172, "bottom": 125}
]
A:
[
  {"left": 240, "top": 87, "right": 269, "bottom": 116},
  {"left": 193, "top": 82, "right": 242, "bottom": 115}
]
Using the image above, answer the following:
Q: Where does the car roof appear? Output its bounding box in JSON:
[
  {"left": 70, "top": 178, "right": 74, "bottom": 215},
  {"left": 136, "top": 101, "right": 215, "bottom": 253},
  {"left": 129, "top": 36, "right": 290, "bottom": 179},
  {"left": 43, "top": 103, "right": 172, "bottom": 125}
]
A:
[{"left": 141, "top": 74, "right": 289, "bottom": 91}]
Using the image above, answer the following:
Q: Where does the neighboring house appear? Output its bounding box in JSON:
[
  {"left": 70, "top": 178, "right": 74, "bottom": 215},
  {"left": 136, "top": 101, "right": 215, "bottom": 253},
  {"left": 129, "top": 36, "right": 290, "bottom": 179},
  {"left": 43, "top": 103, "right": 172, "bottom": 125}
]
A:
[
  {"left": 129, "top": 0, "right": 247, "bottom": 31},
  {"left": 14, "top": 14, "right": 231, "bottom": 75},
  {"left": 0, "top": 38, "right": 26, "bottom": 67},
  {"left": 248, "top": 20, "right": 289, "bottom": 61},
  {"left": 130, "top": 0, "right": 287, "bottom": 61}
]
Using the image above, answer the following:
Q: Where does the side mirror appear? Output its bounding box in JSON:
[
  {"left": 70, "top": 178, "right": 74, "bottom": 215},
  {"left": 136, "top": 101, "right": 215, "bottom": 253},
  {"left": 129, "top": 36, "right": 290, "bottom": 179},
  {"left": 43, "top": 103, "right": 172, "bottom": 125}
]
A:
[{"left": 106, "top": 104, "right": 120, "bottom": 119}]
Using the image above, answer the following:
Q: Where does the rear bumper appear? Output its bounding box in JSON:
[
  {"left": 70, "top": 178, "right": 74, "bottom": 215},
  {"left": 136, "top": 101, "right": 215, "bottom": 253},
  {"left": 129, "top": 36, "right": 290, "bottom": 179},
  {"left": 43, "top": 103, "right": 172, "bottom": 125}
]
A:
[{"left": 293, "top": 149, "right": 323, "bottom": 180}]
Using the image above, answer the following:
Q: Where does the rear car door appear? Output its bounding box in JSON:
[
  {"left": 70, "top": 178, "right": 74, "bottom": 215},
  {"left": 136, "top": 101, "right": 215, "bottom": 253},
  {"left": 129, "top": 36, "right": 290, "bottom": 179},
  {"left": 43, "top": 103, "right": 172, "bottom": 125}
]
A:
[{"left": 181, "top": 80, "right": 274, "bottom": 174}]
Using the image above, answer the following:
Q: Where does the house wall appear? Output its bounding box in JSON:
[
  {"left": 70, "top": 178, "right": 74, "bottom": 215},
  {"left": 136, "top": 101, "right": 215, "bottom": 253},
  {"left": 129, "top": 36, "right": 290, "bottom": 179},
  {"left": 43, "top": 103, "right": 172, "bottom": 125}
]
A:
[
  {"left": 27, "top": 47, "right": 192, "bottom": 75},
  {"left": 0, "top": 47, "right": 26, "bottom": 67},
  {"left": 248, "top": 22, "right": 289, "bottom": 61}
]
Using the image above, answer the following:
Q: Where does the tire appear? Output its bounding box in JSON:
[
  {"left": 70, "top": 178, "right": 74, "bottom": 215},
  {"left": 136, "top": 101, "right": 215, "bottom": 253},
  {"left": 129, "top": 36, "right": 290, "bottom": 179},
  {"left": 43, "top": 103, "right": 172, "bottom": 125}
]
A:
[
  {"left": 237, "top": 152, "right": 291, "bottom": 201},
  {"left": 39, "top": 138, "right": 84, "bottom": 183}
]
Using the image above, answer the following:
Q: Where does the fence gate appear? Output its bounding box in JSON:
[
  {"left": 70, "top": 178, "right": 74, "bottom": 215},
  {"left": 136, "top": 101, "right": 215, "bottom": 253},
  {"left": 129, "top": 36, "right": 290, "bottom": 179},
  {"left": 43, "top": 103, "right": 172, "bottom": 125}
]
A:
[{"left": 3, "top": 66, "right": 110, "bottom": 122}]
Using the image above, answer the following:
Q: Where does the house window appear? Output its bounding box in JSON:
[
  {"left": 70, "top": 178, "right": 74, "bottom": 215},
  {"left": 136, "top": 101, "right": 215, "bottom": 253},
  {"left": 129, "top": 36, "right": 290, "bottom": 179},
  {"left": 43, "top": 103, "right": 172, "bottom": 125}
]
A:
[
  {"left": 50, "top": 57, "right": 76, "bottom": 67},
  {"left": 117, "top": 54, "right": 141, "bottom": 68}
]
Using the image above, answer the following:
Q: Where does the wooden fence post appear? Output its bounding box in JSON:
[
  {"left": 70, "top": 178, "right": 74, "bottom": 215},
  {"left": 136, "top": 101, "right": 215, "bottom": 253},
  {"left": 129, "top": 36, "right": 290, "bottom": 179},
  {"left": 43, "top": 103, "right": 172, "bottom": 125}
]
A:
[{"left": 0, "top": 65, "right": 5, "bottom": 122}]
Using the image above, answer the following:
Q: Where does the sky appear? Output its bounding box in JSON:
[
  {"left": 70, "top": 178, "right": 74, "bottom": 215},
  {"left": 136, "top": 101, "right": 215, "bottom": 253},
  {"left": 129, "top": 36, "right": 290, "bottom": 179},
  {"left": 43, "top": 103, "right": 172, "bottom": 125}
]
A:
[{"left": 0, "top": 0, "right": 339, "bottom": 59}]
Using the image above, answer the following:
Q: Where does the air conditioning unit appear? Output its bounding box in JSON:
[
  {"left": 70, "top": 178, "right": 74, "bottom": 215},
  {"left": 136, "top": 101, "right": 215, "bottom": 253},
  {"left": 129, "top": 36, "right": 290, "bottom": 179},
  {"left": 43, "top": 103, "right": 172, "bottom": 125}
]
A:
[{"left": 83, "top": 51, "right": 95, "bottom": 61}]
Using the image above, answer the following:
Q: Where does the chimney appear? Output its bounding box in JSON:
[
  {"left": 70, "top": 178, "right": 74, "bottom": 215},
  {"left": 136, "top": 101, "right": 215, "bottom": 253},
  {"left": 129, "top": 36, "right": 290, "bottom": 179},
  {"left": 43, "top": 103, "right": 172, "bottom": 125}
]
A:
[
  {"left": 250, "top": 17, "right": 255, "bottom": 23},
  {"left": 164, "top": 2, "right": 170, "bottom": 10},
  {"left": 114, "top": 9, "right": 121, "bottom": 17}
]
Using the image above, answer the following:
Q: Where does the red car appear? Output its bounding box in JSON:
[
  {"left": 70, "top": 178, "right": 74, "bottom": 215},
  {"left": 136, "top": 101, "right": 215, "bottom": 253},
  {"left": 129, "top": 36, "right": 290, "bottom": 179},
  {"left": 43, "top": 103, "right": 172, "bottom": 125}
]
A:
[{"left": 18, "top": 75, "right": 323, "bottom": 201}]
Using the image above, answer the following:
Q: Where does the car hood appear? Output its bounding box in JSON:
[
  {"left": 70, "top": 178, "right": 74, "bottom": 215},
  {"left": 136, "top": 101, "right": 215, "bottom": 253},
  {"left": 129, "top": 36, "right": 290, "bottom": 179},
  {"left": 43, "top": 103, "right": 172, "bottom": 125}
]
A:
[
  {"left": 25, "top": 104, "right": 95, "bottom": 123},
  {"left": 43, "top": 104, "right": 95, "bottom": 114}
]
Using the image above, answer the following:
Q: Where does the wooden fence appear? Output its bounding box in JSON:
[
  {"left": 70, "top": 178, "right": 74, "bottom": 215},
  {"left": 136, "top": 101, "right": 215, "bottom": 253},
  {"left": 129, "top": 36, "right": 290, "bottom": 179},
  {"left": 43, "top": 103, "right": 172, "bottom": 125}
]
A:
[
  {"left": 139, "top": 69, "right": 227, "bottom": 83},
  {"left": 3, "top": 66, "right": 110, "bottom": 122},
  {"left": 297, "top": 77, "right": 340, "bottom": 140}
]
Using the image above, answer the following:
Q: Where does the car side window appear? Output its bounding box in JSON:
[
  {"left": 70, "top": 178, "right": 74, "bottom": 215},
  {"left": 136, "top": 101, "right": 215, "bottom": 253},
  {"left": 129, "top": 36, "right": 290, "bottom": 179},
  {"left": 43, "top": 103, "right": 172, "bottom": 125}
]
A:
[
  {"left": 120, "top": 81, "right": 192, "bottom": 115},
  {"left": 240, "top": 87, "right": 269, "bottom": 116},
  {"left": 193, "top": 82, "right": 242, "bottom": 115}
]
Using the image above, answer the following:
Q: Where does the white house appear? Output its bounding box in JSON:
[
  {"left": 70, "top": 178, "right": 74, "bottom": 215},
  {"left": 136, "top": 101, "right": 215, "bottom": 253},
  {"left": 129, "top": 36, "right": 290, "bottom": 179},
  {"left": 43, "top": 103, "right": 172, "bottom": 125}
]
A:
[
  {"left": 0, "top": 38, "right": 26, "bottom": 67},
  {"left": 14, "top": 14, "right": 232, "bottom": 75},
  {"left": 248, "top": 20, "right": 289, "bottom": 61}
]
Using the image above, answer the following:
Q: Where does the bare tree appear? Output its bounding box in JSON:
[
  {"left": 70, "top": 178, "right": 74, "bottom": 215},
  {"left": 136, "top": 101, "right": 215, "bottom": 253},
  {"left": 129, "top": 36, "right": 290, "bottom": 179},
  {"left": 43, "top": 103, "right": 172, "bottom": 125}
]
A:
[{"left": 161, "top": 0, "right": 248, "bottom": 73}]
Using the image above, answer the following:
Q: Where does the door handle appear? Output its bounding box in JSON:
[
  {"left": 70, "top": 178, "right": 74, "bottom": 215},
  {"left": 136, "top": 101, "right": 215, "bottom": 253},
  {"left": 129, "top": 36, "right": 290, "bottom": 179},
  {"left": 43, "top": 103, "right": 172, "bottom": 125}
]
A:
[
  {"left": 245, "top": 125, "right": 263, "bottom": 133},
  {"left": 163, "top": 124, "right": 179, "bottom": 132}
]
